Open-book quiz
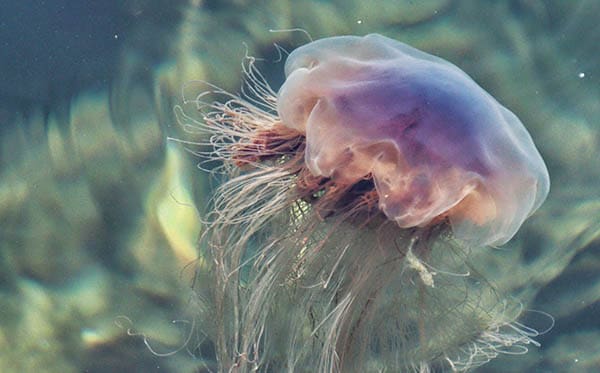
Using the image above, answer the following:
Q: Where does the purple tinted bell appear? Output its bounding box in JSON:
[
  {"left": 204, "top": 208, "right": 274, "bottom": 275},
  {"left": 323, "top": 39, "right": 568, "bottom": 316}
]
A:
[{"left": 277, "top": 34, "right": 549, "bottom": 246}]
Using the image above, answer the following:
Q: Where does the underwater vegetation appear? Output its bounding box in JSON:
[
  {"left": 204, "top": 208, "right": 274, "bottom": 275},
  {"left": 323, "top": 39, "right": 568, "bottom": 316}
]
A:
[{"left": 176, "top": 34, "right": 551, "bottom": 372}]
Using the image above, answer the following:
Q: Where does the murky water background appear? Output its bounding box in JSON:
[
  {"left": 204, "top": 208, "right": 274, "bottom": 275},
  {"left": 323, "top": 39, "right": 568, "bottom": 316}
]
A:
[{"left": 0, "top": 1, "right": 598, "bottom": 372}]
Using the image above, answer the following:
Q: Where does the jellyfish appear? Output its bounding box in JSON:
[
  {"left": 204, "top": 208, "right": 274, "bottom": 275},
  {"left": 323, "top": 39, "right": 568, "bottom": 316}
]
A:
[{"left": 176, "top": 34, "right": 550, "bottom": 372}]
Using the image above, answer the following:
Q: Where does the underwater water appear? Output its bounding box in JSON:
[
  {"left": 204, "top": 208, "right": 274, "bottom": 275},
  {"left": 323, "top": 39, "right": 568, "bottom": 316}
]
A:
[{"left": 0, "top": 1, "right": 599, "bottom": 372}]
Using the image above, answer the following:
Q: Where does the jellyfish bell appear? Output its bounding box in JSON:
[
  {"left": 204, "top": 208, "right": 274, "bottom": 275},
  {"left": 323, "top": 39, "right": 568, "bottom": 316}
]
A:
[{"left": 277, "top": 33, "right": 550, "bottom": 247}]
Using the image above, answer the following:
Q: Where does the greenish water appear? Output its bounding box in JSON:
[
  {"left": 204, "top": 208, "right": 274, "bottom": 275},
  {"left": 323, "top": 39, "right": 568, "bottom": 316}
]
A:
[{"left": 0, "top": 1, "right": 598, "bottom": 372}]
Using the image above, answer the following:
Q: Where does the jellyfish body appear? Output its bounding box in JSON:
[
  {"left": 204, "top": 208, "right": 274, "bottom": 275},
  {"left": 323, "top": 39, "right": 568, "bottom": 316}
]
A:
[
  {"left": 178, "top": 33, "right": 552, "bottom": 373},
  {"left": 277, "top": 34, "right": 550, "bottom": 246}
]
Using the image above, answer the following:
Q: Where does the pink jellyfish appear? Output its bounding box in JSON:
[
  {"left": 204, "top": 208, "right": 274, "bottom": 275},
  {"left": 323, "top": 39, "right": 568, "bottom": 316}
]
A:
[{"left": 177, "top": 33, "right": 551, "bottom": 372}]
